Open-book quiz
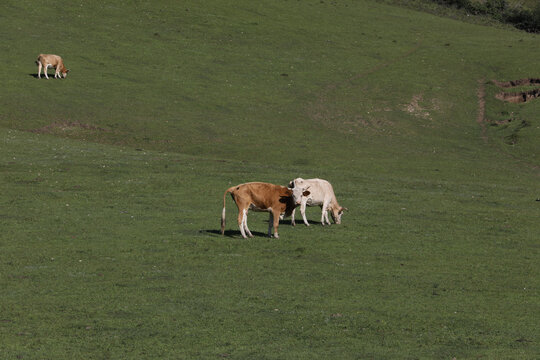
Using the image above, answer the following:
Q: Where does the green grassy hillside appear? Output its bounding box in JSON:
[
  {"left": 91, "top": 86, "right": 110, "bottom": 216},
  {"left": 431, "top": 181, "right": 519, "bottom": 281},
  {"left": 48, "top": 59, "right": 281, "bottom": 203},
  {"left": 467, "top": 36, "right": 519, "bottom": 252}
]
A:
[{"left": 1, "top": 0, "right": 539, "bottom": 358}]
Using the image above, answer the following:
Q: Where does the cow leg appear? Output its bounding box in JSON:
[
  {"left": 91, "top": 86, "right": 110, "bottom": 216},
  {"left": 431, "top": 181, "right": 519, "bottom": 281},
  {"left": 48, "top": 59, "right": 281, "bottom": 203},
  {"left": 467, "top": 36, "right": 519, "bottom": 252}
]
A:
[
  {"left": 321, "top": 203, "right": 329, "bottom": 226},
  {"left": 324, "top": 202, "right": 332, "bottom": 225},
  {"left": 290, "top": 208, "right": 296, "bottom": 226},
  {"left": 37, "top": 62, "right": 42, "bottom": 78},
  {"left": 242, "top": 209, "right": 254, "bottom": 238},
  {"left": 321, "top": 202, "right": 327, "bottom": 225},
  {"left": 301, "top": 199, "right": 310, "bottom": 226},
  {"left": 237, "top": 209, "right": 248, "bottom": 239},
  {"left": 44, "top": 64, "right": 49, "bottom": 79},
  {"left": 270, "top": 209, "right": 281, "bottom": 238},
  {"left": 324, "top": 210, "right": 331, "bottom": 225},
  {"left": 267, "top": 212, "right": 274, "bottom": 237}
]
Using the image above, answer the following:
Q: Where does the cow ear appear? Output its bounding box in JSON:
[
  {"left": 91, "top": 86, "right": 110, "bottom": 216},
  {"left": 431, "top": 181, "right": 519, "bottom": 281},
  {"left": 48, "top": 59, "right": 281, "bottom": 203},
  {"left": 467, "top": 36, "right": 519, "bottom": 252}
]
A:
[
  {"left": 341, "top": 207, "right": 348, "bottom": 212},
  {"left": 303, "top": 190, "right": 310, "bottom": 196}
]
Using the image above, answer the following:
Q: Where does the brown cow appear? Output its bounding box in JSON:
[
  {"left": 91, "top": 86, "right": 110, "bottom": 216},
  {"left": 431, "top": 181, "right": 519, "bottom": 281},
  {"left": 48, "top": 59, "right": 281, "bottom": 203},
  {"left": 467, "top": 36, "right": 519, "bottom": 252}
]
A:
[
  {"left": 36, "top": 54, "right": 70, "bottom": 79},
  {"left": 221, "top": 182, "right": 308, "bottom": 238}
]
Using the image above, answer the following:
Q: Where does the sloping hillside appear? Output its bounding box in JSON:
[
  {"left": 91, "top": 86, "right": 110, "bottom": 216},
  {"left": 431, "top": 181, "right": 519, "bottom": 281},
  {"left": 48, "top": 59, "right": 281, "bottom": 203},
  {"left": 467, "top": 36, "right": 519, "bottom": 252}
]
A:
[
  {"left": 1, "top": 0, "right": 538, "bottom": 358},
  {"left": 2, "top": 0, "right": 538, "bottom": 167}
]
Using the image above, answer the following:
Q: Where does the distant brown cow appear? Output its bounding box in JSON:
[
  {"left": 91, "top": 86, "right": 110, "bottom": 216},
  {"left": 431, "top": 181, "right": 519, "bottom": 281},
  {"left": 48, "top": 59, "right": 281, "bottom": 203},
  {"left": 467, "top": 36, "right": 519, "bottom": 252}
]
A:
[
  {"left": 36, "top": 54, "right": 70, "bottom": 79},
  {"left": 221, "top": 182, "right": 308, "bottom": 238}
]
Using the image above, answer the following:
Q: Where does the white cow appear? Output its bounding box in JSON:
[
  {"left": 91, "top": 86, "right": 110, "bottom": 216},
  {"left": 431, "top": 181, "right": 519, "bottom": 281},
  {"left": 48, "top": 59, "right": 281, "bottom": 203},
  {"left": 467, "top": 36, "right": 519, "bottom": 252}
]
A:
[{"left": 288, "top": 178, "right": 347, "bottom": 226}]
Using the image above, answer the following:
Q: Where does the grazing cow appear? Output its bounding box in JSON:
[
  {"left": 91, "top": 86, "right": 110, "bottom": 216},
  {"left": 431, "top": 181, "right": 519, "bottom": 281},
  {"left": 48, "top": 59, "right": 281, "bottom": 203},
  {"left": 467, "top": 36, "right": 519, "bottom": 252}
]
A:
[
  {"left": 221, "top": 182, "right": 307, "bottom": 238},
  {"left": 288, "top": 178, "right": 347, "bottom": 226},
  {"left": 36, "top": 54, "right": 70, "bottom": 79}
]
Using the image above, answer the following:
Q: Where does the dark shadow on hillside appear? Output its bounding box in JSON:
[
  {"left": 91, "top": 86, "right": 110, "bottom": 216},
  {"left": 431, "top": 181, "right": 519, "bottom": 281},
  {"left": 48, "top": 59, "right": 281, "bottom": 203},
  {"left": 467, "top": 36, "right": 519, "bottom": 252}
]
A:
[
  {"left": 277, "top": 219, "right": 295, "bottom": 226},
  {"left": 203, "top": 229, "right": 269, "bottom": 238},
  {"left": 280, "top": 219, "right": 323, "bottom": 226},
  {"left": 29, "top": 73, "right": 67, "bottom": 79},
  {"left": 203, "top": 218, "right": 323, "bottom": 237}
]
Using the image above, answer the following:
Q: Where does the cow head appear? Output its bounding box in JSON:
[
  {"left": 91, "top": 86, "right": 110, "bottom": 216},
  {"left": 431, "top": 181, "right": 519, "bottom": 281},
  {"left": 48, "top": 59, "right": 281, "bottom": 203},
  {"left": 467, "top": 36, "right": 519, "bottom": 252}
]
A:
[
  {"left": 330, "top": 206, "right": 348, "bottom": 224},
  {"left": 62, "top": 69, "right": 70, "bottom": 78},
  {"left": 289, "top": 182, "right": 310, "bottom": 205},
  {"left": 288, "top": 178, "right": 309, "bottom": 205}
]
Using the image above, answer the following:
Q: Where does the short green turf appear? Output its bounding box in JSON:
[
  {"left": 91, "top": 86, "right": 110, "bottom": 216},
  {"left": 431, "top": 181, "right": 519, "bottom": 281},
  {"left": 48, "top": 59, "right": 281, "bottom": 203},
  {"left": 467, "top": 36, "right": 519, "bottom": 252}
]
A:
[{"left": 1, "top": 0, "right": 539, "bottom": 358}]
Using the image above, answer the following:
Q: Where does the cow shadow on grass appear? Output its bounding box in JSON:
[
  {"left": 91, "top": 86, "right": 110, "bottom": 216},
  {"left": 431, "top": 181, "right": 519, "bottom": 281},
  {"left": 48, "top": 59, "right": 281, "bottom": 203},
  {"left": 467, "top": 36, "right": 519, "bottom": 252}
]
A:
[
  {"left": 29, "top": 73, "right": 66, "bottom": 79},
  {"left": 283, "top": 220, "right": 324, "bottom": 226},
  {"left": 204, "top": 219, "right": 322, "bottom": 238},
  {"left": 204, "top": 229, "right": 272, "bottom": 238}
]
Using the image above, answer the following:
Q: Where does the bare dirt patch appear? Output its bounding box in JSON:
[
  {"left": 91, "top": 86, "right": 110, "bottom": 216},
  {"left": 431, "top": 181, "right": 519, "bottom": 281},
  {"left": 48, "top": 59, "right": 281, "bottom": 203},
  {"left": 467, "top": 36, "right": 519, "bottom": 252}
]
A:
[
  {"left": 29, "top": 121, "right": 108, "bottom": 134},
  {"left": 492, "top": 78, "right": 540, "bottom": 88},
  {"left": 404, "top": 94, "right": 432, "bottom": 120},
  {"left": 493, "top": 78, "right": 540, "bottom": 103},
  {"left": 495, "top": 88, "right": 540, "bottom": 103}
]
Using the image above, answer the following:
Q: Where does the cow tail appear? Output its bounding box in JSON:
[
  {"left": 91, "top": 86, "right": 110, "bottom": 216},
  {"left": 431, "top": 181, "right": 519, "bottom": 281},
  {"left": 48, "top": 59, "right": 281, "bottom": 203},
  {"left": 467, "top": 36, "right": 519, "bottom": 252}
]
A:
[{"left": 221, "top": 187, "right": 234, "bottom": 235}]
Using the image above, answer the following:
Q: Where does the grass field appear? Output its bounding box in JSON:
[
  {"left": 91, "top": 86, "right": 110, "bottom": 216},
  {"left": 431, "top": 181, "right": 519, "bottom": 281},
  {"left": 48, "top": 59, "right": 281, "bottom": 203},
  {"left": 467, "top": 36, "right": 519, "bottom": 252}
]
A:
[{"left": 1, "top": 0, "right": 539, "bottom": 358}]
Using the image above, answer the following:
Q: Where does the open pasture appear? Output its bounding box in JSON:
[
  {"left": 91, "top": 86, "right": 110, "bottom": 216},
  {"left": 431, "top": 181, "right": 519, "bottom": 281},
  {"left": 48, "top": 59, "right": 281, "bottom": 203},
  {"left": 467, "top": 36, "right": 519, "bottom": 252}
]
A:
[{"left": 1, "top": 0, "right": 539, "bottom": 358}]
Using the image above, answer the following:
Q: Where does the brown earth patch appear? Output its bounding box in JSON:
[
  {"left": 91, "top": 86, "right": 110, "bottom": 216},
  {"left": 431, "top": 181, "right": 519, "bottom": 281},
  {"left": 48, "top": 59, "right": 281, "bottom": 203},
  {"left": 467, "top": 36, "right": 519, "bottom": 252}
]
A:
[
  {"left": 29, "top": 121, "right": 108, "bottom": 134},
  {"left": 478, "top": 79, "right": 540, "bottom": 172},
  {"left": 493, "top": 78, "right": 540, "bottom": 103},
  {"left": 495, "top": 88, "right": 540, "bottom": 103},
  {"left": 404, "top": 94, "right": 431, "bottom": 120},
  {"left": 492, "top": 78, "right": 540, "bottom": 88}
]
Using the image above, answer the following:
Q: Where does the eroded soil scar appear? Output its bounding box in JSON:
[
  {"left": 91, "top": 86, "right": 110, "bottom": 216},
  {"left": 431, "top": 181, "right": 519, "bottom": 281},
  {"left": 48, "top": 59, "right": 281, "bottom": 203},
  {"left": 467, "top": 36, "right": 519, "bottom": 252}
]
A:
[
  {"left": 29, "top": 121, "right": 108, "bottom": 134},
  {"left": 493, "top": 78, "right": 540, "bottom": 103},
  {"left": 492, "top": 78, "right": 540, "bottom": 88}
]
